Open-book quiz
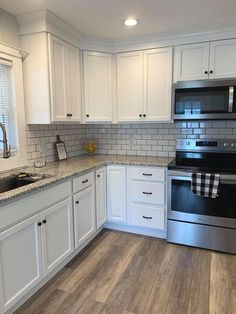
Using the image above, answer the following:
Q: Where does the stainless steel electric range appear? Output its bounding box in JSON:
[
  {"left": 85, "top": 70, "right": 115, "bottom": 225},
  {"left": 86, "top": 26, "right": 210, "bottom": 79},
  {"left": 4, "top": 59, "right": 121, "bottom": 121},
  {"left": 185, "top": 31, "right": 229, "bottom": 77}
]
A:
[{"left": 167, "top": 138, "right": 236, "bottom": 254}]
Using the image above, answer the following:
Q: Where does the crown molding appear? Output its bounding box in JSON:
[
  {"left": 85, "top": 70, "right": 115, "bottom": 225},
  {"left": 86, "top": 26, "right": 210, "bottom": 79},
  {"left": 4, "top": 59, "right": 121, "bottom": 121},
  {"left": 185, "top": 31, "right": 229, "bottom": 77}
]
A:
[{"left": 16, "top": 9, "right": 236, "bottom": 53}]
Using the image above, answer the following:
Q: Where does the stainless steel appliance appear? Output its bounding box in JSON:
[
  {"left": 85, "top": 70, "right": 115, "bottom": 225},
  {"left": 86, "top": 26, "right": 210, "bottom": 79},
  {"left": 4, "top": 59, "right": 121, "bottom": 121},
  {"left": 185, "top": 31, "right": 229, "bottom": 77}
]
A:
[
  {"left": 173, "top": 79, "right": 236, "bottom": 120},
  {"left": 167, "top": 139, "right": 236, "bottom": 254}
]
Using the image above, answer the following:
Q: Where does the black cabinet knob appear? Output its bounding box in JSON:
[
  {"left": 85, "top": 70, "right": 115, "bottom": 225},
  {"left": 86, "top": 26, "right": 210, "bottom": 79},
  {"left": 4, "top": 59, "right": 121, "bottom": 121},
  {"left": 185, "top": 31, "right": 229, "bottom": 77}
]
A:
[
  {"left": 97, "top": 174, "right": 100, "bottom": 178},
  {"left": 86, "top": 114, "right": 89, "bottom": 118},
  {"left": 204, "top": 71, "right": 208, "bottom": 74},
  {"left": 37, "top": 222, "right": 42, "bottom": 227},
  {"left": 42, "top": 220, "right": 47, "bottom": 224},
  {"left": 210, "top": 70, "right": 213, "bottom": 74},
  {"left": 66, "top": 114, "right": 70, "bottom": 117},
  {"left": 139, "top": 114, "right": 142, "bottom": 117},
  {"left": 143, "top": 114, "right": 146, "bottom": 117},
  {"left": 75, "top": 200, "right": 79, "bottom": 204}
]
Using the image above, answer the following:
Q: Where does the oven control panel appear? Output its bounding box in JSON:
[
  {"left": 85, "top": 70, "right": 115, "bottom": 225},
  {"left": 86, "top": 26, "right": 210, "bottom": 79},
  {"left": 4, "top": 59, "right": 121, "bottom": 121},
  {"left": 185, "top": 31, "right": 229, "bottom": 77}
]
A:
[{"left": 176, "top": 139, "right": 236, "bottom": 151}]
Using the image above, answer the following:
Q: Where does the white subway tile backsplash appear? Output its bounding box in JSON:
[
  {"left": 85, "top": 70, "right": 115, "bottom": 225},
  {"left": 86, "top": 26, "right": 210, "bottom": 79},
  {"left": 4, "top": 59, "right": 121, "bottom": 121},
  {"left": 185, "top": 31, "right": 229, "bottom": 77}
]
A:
[{"left": 26, "top": 120, "right": 236, "bottom": 164}]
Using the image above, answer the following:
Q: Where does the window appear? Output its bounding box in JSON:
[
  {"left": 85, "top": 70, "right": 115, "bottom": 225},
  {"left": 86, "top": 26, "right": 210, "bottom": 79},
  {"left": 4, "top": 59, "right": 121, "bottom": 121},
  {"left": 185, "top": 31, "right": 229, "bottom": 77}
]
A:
[
  {"left": 0, "top": 59, "right": 18, "bottom": 153},
  {"left": 0, "top": 49, "right": 27, "bottom": 172}
]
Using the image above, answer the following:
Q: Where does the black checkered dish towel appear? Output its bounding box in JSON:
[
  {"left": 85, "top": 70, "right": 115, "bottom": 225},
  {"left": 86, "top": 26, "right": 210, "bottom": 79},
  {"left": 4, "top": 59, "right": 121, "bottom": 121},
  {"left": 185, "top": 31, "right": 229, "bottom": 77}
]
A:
[{"left": 191, "top": 173, "right": 220, "bottom": 198}]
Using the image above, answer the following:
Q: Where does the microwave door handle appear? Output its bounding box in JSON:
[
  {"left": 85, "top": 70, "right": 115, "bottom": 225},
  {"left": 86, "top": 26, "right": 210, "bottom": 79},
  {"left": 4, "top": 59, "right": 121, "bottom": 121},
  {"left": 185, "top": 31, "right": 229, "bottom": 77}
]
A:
[{"left": 228, "top": 86, "right": 234, "bottom": 113}]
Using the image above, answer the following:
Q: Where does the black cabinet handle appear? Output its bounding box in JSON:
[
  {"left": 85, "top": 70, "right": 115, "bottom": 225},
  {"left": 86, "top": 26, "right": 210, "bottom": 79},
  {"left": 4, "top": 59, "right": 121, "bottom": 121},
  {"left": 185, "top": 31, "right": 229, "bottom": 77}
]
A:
[
  {"left": 75, "top": 200, "right": 79, "bottom": 204},
  {"left": 204, "top": 71, "right": 208, "bottom": 74},
  {"left": 210, "top": 70, "right": 213, "bottom": 74},
  {"left": 142, "top": 216, "right": 152, "bottom": 220},
  {"left": 142, "top": 192, "right": 152, "bottom": 195},
  {"left": 143, "top": 114, "right": 146, "bottom": 117},
  {"left": 139, "top": 114, "right": 142, "bottom": 117},
  {"left": 86, "top": 114, "right": 89, "bottom": 118},
  {"left": 42, "top": 220, "right": 47, "bottom": 224},
  {"left": 37, "top": 222, "right": 42, "bottom": 227},
  {"left": 82, "top": 179, "right": 88, "bottom": 184},
  {"left": 142, "top": 173, "right": 152, "bottom": 176}
]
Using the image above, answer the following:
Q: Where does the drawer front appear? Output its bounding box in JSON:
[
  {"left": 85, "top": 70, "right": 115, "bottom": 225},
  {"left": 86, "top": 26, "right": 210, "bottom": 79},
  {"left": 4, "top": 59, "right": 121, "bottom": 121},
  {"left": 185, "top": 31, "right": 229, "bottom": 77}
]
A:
[
  {"left": 73, "top": 171, "right": 94, "bottom": 193},
  {"left": 128, "top": 166, "right": 165, "bottom": 182},
  {"left": 129, "top": 181, "right": 165, "bottom": 206},
  {"left": 128, "top": 205, "right": 165, "bottom": 230}
]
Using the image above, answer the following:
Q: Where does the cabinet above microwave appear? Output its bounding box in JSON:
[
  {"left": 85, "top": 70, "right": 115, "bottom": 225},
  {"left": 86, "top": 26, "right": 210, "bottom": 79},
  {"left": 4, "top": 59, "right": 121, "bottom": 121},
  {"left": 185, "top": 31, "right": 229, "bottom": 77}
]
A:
[{"left": 173, "top": 79, "right": 236, "bottom": 120}]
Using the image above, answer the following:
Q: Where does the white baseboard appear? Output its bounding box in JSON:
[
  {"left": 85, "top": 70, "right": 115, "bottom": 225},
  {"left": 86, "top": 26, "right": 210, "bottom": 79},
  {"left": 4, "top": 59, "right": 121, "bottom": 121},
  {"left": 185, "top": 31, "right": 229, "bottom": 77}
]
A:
[{"left": 104, "top": 222, "right": 167, "bottom": 239}]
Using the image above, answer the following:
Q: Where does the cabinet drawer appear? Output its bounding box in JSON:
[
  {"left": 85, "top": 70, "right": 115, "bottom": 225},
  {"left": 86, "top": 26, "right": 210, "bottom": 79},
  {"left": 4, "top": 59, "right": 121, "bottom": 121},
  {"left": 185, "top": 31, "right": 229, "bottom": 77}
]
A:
[
  {"left": 128, "top": 166, "right": 165, "bottom": 182},
  {"left": 73, "top": 171, "right": 94, "bottom": 193},
  {"left": 129, "top": 181, "right": 165, "bottom": 206},
  {"left": 128, "top": 205, "right": 165, "bottom": 230}
]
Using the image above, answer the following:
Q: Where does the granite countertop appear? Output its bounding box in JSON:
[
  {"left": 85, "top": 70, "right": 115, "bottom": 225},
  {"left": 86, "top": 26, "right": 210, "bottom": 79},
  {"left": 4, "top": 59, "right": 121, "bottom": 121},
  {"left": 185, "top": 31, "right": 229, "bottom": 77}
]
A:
[{"left": 0, "top": 154, "right": 173, "bottom": 205}]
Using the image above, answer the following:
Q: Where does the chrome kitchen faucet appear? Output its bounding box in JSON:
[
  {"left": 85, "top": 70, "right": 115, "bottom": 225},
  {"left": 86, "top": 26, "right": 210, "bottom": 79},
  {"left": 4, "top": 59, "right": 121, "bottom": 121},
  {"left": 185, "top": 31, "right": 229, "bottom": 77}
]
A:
[{"left": 0, "top": 122, "right": 11, "bottom": 158}]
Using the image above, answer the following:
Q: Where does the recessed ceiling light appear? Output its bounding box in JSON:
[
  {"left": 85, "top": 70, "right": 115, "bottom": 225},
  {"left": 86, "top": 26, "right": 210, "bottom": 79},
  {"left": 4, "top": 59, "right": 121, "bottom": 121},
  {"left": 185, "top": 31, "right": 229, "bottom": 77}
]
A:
[{"left": 124, "top": 18, "right": 139, "bottom": 27}]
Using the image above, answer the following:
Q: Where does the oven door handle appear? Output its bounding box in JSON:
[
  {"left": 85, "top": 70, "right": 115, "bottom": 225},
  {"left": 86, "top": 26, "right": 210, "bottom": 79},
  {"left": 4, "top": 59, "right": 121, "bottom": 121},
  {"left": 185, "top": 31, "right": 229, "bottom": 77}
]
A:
[
  {"left": 228, "top": 86, "right": 234, "bottom": 113},
  {"left": 168, "top": 175, "right": 236, "bottom": 185}
]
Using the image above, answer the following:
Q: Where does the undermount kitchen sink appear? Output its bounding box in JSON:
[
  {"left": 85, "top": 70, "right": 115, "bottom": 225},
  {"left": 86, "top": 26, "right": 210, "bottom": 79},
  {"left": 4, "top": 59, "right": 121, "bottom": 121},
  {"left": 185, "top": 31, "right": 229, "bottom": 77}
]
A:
[{"left": 0, "top": 173, "right": 52, "bottom": 194}]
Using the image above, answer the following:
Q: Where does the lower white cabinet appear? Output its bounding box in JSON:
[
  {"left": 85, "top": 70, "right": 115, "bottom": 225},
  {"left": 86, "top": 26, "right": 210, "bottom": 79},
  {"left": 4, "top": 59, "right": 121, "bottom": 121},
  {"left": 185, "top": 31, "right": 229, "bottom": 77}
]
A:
[
  {"left": 96, "top": 167, "right": 107, "bottom": 228},
  {"left": 74, "top": 186, "right": 96, "bottom": 248},
  {"left": 0, "top": 215, "right": 43, "bottom": 313},
  {"left": 0, "top": 197, "right": 73, "bottom": 313},
  {"left": 41, "top": 199, "right": 74, "bottom": 275},
  {"left": 107, "top": 166, "right": 127, "bottom": 223}
]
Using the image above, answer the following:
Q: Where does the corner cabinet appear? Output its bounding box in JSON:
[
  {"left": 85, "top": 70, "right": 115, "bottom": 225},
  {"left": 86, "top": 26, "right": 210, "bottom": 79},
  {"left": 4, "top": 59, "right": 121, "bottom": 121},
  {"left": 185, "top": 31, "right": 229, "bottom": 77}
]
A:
[
  {"left": 21, "top": 33, "right": 81, "bottom": 123},
  {"left": 116, "top": 48, "right": 172, "bottom": 122},
  {"left": 107, "top": 166, "right": 127, "bottom": 223},
  {"left": 83, "top": 51, "right": 113, "bottom": 122},
  {"left": 174, "top": 38, "right": 236, "bottom": 82}
]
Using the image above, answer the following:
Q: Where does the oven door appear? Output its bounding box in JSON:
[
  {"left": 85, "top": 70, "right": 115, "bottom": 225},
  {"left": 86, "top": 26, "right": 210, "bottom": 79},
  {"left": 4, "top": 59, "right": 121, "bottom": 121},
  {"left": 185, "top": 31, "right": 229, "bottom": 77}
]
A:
[{"left": 167, "top": 171, "right": 236, "bottom": 229}]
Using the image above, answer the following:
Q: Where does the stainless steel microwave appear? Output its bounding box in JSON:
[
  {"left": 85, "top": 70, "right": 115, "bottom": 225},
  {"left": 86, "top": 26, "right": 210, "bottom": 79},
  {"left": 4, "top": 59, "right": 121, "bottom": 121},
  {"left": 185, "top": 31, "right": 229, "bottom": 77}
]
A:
[{"left": 173, "top": 79, "right": 236, "bottom": 120}]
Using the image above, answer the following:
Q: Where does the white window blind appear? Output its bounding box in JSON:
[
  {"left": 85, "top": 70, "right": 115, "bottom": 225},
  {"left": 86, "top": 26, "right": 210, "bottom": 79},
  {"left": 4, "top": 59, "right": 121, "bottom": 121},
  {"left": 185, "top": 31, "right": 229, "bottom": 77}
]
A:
[{"left": 0, "top": 59, "right": 18, "bottom": 152}]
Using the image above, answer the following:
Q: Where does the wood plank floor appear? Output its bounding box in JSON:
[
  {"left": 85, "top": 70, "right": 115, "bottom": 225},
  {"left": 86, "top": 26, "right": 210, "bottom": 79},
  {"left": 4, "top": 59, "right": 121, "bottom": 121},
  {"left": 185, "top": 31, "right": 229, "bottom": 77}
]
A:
[{"left": 15, "top": 229, "right": 236, "bottom": 314}]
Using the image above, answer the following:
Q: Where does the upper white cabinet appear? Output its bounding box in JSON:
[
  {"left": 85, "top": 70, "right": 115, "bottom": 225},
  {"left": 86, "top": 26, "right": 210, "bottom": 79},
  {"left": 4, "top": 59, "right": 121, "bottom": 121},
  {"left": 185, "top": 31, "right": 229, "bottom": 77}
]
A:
[
  {"left": 116, "top": 48, "right": 172, "bottom": 122},
  {"left": 209, "top": 39, "right": 236, "bottom": 79},
  {"left": 96, "top": 167, "right": 107, "bottom": 228},
  {"left": 144, "top": 48, "right": 173, "bottom": 121},
  {"left": 116, "top": 51, "right": 144, "bottom": 122},
  {"left": 83, "top": 51, "right": 112, "bottom": 122},
  {"left": 107, "top": 165, "right": 127, "bottom": 223},
  {"left": 174, "top": 42, "right": 210, "bottom": 82},
  {"left": 22, "top": 33, "right": 81, "bottom": 124},
  {"left": 174, "top": 39, "right": 236, "bottom": 82}
]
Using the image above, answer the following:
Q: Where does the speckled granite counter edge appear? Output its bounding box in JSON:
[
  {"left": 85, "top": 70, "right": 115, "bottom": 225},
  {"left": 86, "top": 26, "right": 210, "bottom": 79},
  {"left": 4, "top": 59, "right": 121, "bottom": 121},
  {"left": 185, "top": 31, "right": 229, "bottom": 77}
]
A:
[{"left": 0, "top": 155, "right": 173, "bottom": 206}]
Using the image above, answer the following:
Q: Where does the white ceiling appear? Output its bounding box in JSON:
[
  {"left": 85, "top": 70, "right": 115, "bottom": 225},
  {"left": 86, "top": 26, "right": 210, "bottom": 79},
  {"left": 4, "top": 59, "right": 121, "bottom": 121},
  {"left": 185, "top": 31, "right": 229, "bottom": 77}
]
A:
[{"left": 1, "top": 0, "right": 236, "bottom": 39}]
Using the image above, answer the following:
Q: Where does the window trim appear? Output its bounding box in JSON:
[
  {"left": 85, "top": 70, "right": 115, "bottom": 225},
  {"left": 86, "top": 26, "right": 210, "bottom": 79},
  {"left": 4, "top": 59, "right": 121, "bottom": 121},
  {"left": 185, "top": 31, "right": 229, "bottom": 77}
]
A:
[{"left": 0, "top": 49, "right": 27, "bottom": 173}]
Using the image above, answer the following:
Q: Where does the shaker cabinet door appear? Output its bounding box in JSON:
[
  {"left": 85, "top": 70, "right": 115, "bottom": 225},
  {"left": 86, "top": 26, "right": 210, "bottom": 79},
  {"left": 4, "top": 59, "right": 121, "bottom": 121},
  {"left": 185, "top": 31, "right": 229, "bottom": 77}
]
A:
[
  {"left": 174, "top": 42, "right": 210, "bottom": 82},
  {"left": 116, "top": 51, "right": 143, "bottom": 122},
  {"left": 83, "top": 51, "right": 112, "bottom": 122},
  {"left": 0, "top": 215, "right": 42, "bottom": 312}
]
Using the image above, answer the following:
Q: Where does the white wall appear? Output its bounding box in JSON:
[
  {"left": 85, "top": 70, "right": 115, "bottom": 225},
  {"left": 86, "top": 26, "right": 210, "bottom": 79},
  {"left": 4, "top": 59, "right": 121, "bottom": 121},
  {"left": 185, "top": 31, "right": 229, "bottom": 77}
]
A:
[{"left": 0, "top": 9, "right": 20, "bottom": 48}]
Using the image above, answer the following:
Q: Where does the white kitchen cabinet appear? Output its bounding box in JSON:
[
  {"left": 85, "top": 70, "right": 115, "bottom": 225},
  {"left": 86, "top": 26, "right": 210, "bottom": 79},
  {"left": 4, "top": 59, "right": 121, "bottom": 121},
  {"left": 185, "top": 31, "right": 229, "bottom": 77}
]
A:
[
  {"left": 0, "top": 215, "right": 43, "bottom": 313},
  {"left": 96, "top": 167, "right": 107, "bottom": 228},
  {"left": 144, "top": 48, "right": 172, "bottom": 121},
  {"left": 116, "top": 48, "right": 172, "bottom": 122},
  {"left": 209, "top": 39, "right": 236, "bottom": 79},
  {"left": 174, "top": 39, "right": 236, "bottom": 82},
  {"left": 21, "top": 33, "right": 81, "bottom": 124},
  {"left": 127, "top": 166, "right": 166, "bottom": 231},
  {"left": 41, "top": 199, "right": 74, "bottom": 275},
  {"left": 116, "top": 51, "right": 143, "bottom": 122},
  {"left": 83, "top": 51, "right": 112, "bottom": 122},
  {"left": 74, "top": 186, "right": 96, "bottom": 248},
  {"left": 107, "top": 165, "right": 127, "bottom": 223},
  {"left": 174, "top": 42, "right": 210, "bottom": 82}
]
